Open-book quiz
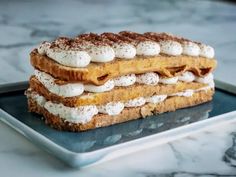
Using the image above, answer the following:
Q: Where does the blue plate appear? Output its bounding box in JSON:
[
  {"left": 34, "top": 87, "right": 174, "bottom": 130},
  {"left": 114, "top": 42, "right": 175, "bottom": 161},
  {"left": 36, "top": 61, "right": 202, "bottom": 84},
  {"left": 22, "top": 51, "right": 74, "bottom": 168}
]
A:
[{"left": 0, "top": 81, "right": 236, "bottom": 167}]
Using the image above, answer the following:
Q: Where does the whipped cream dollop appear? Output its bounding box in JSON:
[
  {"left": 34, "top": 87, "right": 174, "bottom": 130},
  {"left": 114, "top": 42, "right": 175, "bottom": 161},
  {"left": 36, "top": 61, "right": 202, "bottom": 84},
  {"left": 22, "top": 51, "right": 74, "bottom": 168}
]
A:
[
  {"left": 208, "top": 80, "right": 215, "bottom": 88},
  {"left": 113, "top": 74, "right": 136, "bottom": 87},
  {"left": 145, "top": 94, "right": 167, "bottom": 104},
  {"left": 182, "top": 41, "right": 200, "bottom": 57},
  {"left": 159, "top": 76, "right": 179, "bottom": 84},
  {"left": 44, "top": 101, "right": 98, "bottom": 123},
  {"left": 84, "top": 80, "right": 115, "bottom": 93},
  {"left": 112, "top": 43, "right": 136, "bottom": 59},
  {"left": 136, "top": 41, "right": 160, "bottom": 56},
  {"left": 124, "top": 97, "right": 146, "bottom": 107},
  {"left": 171, "top": 89, "right": 194, "bottom": 97},
  {"left": 97, "top": 102, "right": 124, "bottom": 115},
  {"left": 199, "top": 44, "right": 215, "bottom": 58},
  {"left": 37, "top": 42, "right": 51, "bottom": 55},
  {"left": 136, "top": 72, "right": 159, "bottom": 85},
  {"left": 29, "top": 92, "right": 46, "bottom": 107},
  {"left": 35, "top": 70, "right": 84, "bottom": 97},
  {"left": 178, "top": 71, "right": 195, "bottom": 82},
  {"left": 38, "top": 42, "right": 91, "bottom": 67},
  {"left": 197, "top": 81, "right": 215, "bottom": 92},
  {"left": 87, "top": 45, "right": 115, "bottom": 62},
  {"left": 160, "top": 40, "right": 183, "bottom": 56},
  {"left": 47, "top": 49, "right": 91, "bottom": 68},
  {"left": 195, "top": 73, "right": 214, "bottom": 84}
]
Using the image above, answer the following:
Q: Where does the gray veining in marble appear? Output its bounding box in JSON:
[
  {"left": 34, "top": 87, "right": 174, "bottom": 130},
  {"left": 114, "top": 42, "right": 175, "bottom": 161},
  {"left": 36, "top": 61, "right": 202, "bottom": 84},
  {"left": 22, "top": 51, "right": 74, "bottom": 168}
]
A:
[{"left": 1, "top": 0, "right": 236, "bottom": 176}]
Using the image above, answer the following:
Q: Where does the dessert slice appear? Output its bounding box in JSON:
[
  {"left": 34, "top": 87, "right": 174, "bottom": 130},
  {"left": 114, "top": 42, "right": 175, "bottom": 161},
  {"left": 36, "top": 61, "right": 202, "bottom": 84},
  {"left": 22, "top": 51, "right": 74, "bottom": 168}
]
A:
[{"left": 26, "top": 31, "right": 217, "bottom": 131}]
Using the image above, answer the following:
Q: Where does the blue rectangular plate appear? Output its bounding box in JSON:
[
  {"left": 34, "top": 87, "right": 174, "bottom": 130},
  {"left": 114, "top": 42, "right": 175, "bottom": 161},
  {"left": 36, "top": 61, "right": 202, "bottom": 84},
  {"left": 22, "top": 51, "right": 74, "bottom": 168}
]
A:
[{"left": 0, "top": 81, "right": 236, "bottom": 167}]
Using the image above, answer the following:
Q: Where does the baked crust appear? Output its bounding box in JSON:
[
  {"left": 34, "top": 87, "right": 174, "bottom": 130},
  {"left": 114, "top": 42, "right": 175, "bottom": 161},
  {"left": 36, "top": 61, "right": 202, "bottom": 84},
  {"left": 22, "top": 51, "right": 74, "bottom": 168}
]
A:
[
  {"left": 29, "top": 76, "right": 208, "bottom": 106},
  {"left": 30, "top": 50, "right": 217, "bottom": 85},
  {"left": 28, "top": 89, "right": 214, "bottom": 131}
]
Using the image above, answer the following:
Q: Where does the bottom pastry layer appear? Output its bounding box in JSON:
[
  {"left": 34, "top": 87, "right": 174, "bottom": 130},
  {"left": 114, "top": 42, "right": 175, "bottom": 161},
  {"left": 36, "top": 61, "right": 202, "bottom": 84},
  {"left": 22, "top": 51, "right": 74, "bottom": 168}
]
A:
[{"left": 27, "top": 89, "right": 214, "bottom": 132}]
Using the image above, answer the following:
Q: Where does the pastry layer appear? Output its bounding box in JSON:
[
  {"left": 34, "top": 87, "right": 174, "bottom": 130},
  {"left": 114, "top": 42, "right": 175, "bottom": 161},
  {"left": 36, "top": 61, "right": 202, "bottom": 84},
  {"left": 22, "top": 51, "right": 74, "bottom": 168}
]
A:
[
  {"left": 29, "top": 76, "right": 209, "bottom": 106},
  {"left": 28, "top": 89, "right": 214, "bottom": 131},
  {"left": 31, "top": 50, "right": 217, "bottom": 85}
]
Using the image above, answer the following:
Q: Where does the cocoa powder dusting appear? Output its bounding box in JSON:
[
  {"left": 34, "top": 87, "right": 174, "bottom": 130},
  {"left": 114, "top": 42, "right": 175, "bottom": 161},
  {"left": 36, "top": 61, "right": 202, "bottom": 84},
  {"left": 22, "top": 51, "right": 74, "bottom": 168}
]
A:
[{"left": 48, "top": 31, "right": 200, "bottom": 50}]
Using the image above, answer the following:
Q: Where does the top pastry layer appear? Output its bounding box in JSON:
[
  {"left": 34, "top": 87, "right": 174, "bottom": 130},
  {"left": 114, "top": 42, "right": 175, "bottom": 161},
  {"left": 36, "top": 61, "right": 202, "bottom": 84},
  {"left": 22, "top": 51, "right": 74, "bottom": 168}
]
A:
[{"left": 31, "top": 31, "right": 217, "bottom": 85}]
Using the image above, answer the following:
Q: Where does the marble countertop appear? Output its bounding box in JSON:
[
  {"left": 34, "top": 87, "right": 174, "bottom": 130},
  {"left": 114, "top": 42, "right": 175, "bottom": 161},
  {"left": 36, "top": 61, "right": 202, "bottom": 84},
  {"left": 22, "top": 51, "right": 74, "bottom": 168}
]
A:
[{"left": 1, "top": 0, "right": 236, "bottom": 176}]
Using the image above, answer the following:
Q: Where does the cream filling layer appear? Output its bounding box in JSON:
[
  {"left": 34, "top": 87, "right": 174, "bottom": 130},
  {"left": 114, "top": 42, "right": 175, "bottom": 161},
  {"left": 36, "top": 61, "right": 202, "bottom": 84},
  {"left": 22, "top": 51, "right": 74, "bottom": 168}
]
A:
[
  {"left": 35, "top": 70, "right": 214, "bottom": 98},
  {"left": 37, "top": 39, "right": 215, "bottom": 68},
  {"left": 29, "top": 84, "right": 213, "bottom": 124}
]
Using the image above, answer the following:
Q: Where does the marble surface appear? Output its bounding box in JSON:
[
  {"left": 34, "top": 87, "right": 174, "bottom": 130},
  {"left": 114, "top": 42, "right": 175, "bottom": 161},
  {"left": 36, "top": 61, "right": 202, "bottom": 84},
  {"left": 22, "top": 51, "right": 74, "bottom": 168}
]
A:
[{"left": 1, "top": 0, "right": 236, "bottom": 176}]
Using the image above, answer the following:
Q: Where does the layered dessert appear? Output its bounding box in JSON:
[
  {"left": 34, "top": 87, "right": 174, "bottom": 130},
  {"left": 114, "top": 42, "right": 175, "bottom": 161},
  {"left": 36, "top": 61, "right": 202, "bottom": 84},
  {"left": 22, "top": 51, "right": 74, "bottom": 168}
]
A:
[{"left": 25, "top": 31, "right": 217, "bottom": 131}]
